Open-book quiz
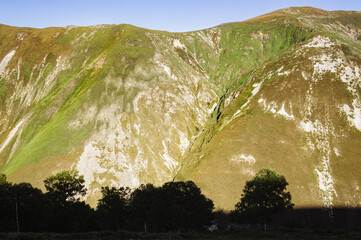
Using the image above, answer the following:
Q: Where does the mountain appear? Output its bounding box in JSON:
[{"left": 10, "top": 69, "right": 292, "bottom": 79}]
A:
[{"left": 1, "top": 7, "right": 361, "bottom": 210}]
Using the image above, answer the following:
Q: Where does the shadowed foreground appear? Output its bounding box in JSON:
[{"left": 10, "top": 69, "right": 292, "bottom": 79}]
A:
[
  {"left": 1, "top": 208, "right": 361, "bottom": 239},
  {"left": 273, "top": 208, "right": 361, "bottom": 229},
  {"left": 1, "top": 228, "right": 361, "bottom": 240}
]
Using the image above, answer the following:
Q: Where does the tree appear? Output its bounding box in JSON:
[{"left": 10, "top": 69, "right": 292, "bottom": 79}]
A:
[
  {"left": 11, "top": 183, "right": 45, "bottom": 232},
  {"left": 97, "top": 186, "right": 131, "bottom": 230},
  {"left": 0, "top": 173, "right": 14, "bottom": 232},
  {"left": 159, "top": 181, "right": 214, "bottom": 232},
  {"left": 0, "top": 176, "right": 45, "bottom": 232},
  {"left": 128, "top": 183, "right": 158, "bottom": 232},
  {"left": 234, "top": 168, "right": 294, "bottom": 230},
  {"left": 43, "top": 170, "right": 93, "bottom": 232},
  {"left": 128, "top": 181, "right": 214, "bottom": 232},
  {"left": 44, "top": 170, "right": 86, "bottom": 204}
]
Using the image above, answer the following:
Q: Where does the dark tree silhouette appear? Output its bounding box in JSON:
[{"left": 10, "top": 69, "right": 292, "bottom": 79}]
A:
[
  {"left": 127, "top": 181, "right": 213, "bottom": 232},
  {"left": 128, "top": 183, "right": 158, "bottom": 232},
  {"left": 0, "top": 175, "right": 45, "bottom": 232},
  {"left": 0, "top": 173, "right": 14, "bottom": 232},
  {"left": 97, "top": 186, "right": 131, "bottom": 230},
  {"left": 160, "top": 181, "right": 214, "bottom": 232},
  {"left": 1, "top": 171, "right": 214, "bottom": 233},
  {"left": 234, "top": 168, "right": 294, "bottom": 230},
  {"left": 11, "top": 182, "right": 45, "bottom": 232}
]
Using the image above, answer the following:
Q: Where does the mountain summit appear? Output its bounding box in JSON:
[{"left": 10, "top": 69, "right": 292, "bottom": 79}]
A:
[{"left": 0, "top": 7, "right": 361, "bottom": 209}]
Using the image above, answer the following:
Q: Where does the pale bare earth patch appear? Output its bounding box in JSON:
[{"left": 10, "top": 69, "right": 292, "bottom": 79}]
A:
[
  {"left": 304, "top": 35, "right": 336, "bottom": 48},
  {"left": 277, "top": 66, "right": 291, "bottom": 76},
  {"left": 258, "top": 99, "right": 295, "bottom": 120},
  {"left": 16, "top": 32, "right": 25, "bottom": 41},
  {"left": 231, "top": 154, "right": 256, "bottom": 164},
  {"left": 0, "top": 50, "right": 16, "bottom": 76},
  {"left": 341, "top": 100, "right": 361, "bottom": 131},
  {"left": 0, "top": 120, "right": 24, "bottom": 153},
  {"left": 173, "top": 39, "right": 186, "bottom": 49},
  {"left": 231, "top": 154, "right": 256, "bottom": 176},
  {"left": 0, "top": 114, "right": 31, "bottom": 162}
]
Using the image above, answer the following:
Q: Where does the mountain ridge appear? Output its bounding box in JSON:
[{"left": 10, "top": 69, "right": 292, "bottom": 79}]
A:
[
  {"left": 1, "top": 7, "right": 361, "bottom": 209},
  {"left": 1, "top": 6, "right": 359, "bottom": 33}
]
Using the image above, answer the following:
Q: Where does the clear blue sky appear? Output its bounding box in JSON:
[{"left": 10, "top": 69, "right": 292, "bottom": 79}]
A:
[{"left": 0, "top": 0, "right": 360, "bottom": 32}]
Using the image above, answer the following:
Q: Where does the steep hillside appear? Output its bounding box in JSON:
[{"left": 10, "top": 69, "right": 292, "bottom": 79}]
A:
[
  {"left": 0, "top": 24, "right": 221, "bottom": 204},
  {"left": 1, "top": 7, "right": 361, "bottom": 209},
  {"left": 176, "top": 7, "right": 361, "bottom": 210}
]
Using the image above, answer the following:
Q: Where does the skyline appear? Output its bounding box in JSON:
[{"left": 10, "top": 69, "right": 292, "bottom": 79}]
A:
[{"left": 0, "top": 0, "right": 360, "bottom": 32}]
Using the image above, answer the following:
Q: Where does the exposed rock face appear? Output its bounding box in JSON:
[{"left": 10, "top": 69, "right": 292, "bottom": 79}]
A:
[{"left": 1, "top": 7, "right": 361, "bottom": 209}]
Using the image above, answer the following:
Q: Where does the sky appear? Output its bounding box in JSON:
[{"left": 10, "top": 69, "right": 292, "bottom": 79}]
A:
[{"left": 0, "top": 0, "right": 360, "bottom": 32}]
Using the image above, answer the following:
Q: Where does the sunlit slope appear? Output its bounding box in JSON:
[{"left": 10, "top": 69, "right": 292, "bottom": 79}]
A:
[
  {"left": 1, "top": 7, "right": 361, "bottom": 208},
  {"left": 176, "top": 8, "right": 361, "bottom": 210},
  {"left": 0, "top": 24, "right": 221, "bottom": 204}
]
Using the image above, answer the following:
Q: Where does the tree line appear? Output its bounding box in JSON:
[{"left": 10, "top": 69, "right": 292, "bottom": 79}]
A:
[{"left": 0, "top": 168, "right": 293, "bottom": 233}]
